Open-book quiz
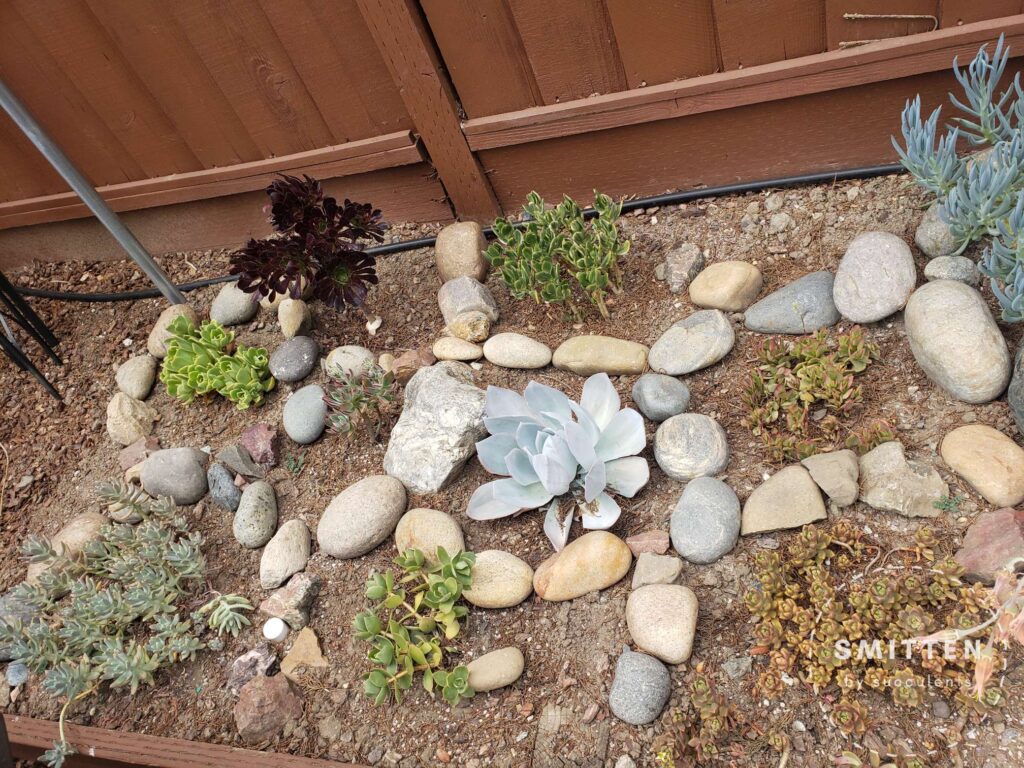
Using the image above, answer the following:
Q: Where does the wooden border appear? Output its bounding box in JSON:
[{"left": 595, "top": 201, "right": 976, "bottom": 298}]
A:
[
  {"left": 463, "top": 16, "right": 1024, "bottom": 151},
  {"left": 356, "top": 0, "right": 500, "bottom": 220},
  {"left": 0, "top": 131, "right": 423, "bottom": 230},
  {"left": 4, "top": 714, "right": 361, "bottom": 768}
]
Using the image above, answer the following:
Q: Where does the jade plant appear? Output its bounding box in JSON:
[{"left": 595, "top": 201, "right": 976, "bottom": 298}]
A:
[
  {"left": 467, "top": 373, "right": 649, "bottom": 550},
  {"left": 353, "top": 547, "right": 476, "bottom": 706},
  {"left": 229, "top": 174, "right": 385, "bottom": 311},
  {"left": 160, "top": 315, "right": 274, "bottom": 410},
  {"left": 487, "top": 191, "right": 629, "bottom": 319},
  {"left": 0, "top": 481, "right": 253, "bottom": 767},
  {"left": 742, "top": 328, "right": 893, "bottom": 461},
  {"left": 893, "top": 35, "right": 1024, "bottom": 320}
]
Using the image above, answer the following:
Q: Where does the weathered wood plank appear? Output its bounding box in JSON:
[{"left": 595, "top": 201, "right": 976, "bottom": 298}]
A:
[
  {"left": 713, "top": 0, "right": 826, "bottom": 70},
  {"left": 940, "top": 0, "right": 1023, "bottom": 27},
  {"left": 356, "top": 0, "right": 499, "bottom": 219}
]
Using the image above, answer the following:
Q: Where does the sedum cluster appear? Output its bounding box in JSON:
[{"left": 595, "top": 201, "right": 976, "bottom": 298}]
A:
[
  {"left": 467, "top": 373, "right": 649, "bottom": 551},
  {"left": 353, "top": 547, "right": 476, "bottom": 706},
  {"left": 486, "top": 191, "right": 629, "bottom": 319},
  {"left": 324, "top": 362, "right": 397, "bottom": 441},
  {"left": 894, "top": 35, "right": 1024, "bottom": 320},
  {"left": 742, "top": 328, "right": 893, "bottom": 461},
  {"left": 0, "top": 481, "right": 253, "bottom": 767},
  {"left": 746, "top": 521, "right": 1005, "bottom": 746},
  {"left": 160, "top": 315, "right": 274, "bottom": 410}
]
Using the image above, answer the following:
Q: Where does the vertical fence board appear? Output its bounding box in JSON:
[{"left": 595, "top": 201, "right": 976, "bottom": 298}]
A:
[
  {"left": 940, "top": 0, "right": 1023, "bottom": 27},
  {"left": 84, "top": 0, "right": 263, "bottom": 169},
  {"left": 356, "top": 0, "right": 499, "bottom": 219},
  {"left": 714, "top": 0, "right": 826, "bottom": 70},
  {"left": 167, "top": 0, "right": 336, "bottom": 157},
  {"left": 421, "top": 0, "right": 542, "bottom": 117},
  {"left": 826, "top": 0, "right": 940, "bottom": 50},
  {"left": 606, "top": 0, "right": 720, "bottom": 87},
  {"left": 9, "top": 0, "right": 203, "bottom": 178},
  {"left": 508, "top": 0, "right": 628, "bottom": 103}
]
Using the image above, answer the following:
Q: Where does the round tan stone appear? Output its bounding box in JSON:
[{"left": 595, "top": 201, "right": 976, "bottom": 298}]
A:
[
  {"left": 464, "top": 550, "right": 534, "bottom": 608},
  {"left": 688, "top": 261, "right": 763, "bottom": 311},
  {"left": 533, "top": 531, "right": 632, "bottom": 601},
  {"left": 552, "top": 335, "right": 648, "bottom": 375},
  {"left": 466, "top": 646, "right": 524, "bottom": 692},
  {"left": 433, "top": 336, "right": 483, "bottom": 362},
  {"left": 941, "top": 425, "right": 1024, "bottom": 508},
  {"left": 435, "top": 221, "right": 488, "bottom": 282},
  {"left": 147, "top": 304, "right": 198, "bottom": 358},
  {"left": 394, "top": 508, "right": 465, "bottom": 563},
  {"left": 625, "top": 584, "right": 698, "bottom": 664}
]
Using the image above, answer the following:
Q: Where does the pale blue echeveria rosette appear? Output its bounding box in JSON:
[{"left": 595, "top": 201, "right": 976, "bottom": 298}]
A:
[{"left": 466, "top": 372, "right": 649, "bottom": 550}]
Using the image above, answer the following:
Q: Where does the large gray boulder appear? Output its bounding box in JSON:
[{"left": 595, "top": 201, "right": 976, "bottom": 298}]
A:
[{"left": 383, "top": 362, "right": 487, "bottom": 493}]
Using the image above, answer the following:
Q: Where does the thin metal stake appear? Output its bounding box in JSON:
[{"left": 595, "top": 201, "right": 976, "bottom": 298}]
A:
[{"left": 0, "top": 78, "right": 186, "bottom": 305}]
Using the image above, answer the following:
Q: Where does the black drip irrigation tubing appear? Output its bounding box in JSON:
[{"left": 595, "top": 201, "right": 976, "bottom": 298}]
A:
[{"left": 13, "top": 163, "right": 904, "bottom": 303}]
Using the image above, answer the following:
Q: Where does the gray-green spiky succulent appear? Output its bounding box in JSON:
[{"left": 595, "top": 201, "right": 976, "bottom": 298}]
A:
[
  {"left": 160, "top": 315, "right": 274, "bottom": 409},
  {"left": 893, "top": 34, "right": 1024, "bottom": 321}
]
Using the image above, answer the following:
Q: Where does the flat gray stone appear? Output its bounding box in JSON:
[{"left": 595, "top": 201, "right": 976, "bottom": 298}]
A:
[
  {"left": 654, "top": 414, "right": 729, "bottom": 481},
  {"left": 608, "top": 647, "right": 671, "bottom": 725},
  {"left": 216, "top": 444, "right": 264, "bottom": 478},
  {"left": 207, "top": 462, "right": 241, "bottom": 511},
  {"left": 269, "top": 336, "right": 320, "bottom": 383},
  {"left": 631, "top": 374, "right": 690, "bottom": 422},
  {"left": 140, "top": 447, "right": 208, "bottom": 505},
  {"left": 859, "top": 441, "right": 948, "bottom": 519},
  {"left": 283, "top": 385, "right": 327, "bottom": 444},
  {"left": 383, "top": 362, "right": 486, "bottom": 493},
  {"left": 670, "top": 476, "right": 740, "bottom": 563},
  {"left": 924, "top": 256, "right": 979, "bottom": 286},
  {"left": 744, "top": 271, "right": 840, "bottom": 334},
  {"left": 233, "top": 480, "right": 278, "bottom": 548},
  {"left": 648, "top": 310, "right": 734, "bottom": 375}
]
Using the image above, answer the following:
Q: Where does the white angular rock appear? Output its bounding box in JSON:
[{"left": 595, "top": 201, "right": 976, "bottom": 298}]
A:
[
  {"left": 800, "top": 449, "right": 859, "bottom": 507},
  {"left": 904, "top": 280, "right": 1010, "bottom": 404},
  {"left": 383, "top": 362, "right": 486, "bottom": 493},
  {"left": 106, "top": 392, "right": 158, "bottom": 446},
  {"left": 278, "top": 298, "right": 312, "bottom": 338},
  {"left": 859, "top": 441, "right": 948, "bottom": 518},
  {"left": 437, "top": 277, "right": 499, "bottom": 325}
]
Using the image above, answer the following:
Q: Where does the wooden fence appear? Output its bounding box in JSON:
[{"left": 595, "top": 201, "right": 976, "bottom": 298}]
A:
[{"left": 0, "top": 2, "right": 1022, "bottom": 265}]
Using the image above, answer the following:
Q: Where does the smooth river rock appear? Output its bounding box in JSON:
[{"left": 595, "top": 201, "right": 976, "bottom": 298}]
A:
[
  {"left": 383, "top": 362, "right": 487, "bottom": 493},
  {"left": 689, "top": 261, "right": 763, "bottom": 311},
  {"left": 833, "top": 231, "right": 916, "bottom": 323},
  {"left": 941, "top": 425, "right": 1024, "bottom": 508},
  {"left": 533, "top": 531, "right": 632, "bottom": 601},
  {"left": 140, "top": 447, "right": 207, "bottom": 505},
  {"left": 670, "top": 476, "right": 740, "bottom": 563},
  {"left": 210, "top": 282, "right": 259, "bottom": 326},
  {"left": 653, "top": 414, "right": 729, "bottom": 481},
  {"left": 317, "top": 475, "right": 407, "bottom": 559},
  {"left": 904, "top": 280, "right": 1010, "bottom": 403},
  {"left": 608, "top": 647, "right": 671, "bottom": 725},
  {"left": 115, "top": 354, "right": 158, "bottom": 400},
  {"left": 744, "top": 271, "right": 840, "bottom": 334},
  {"left": 433, "top": 336, "right": 483, "bottom": 362},
  {"left": 435, "top": 221, "right": 488, "bottom": 282},
  {"left": 483, "top": 333, "right": 552, "bottom": 369},
  {"left": 233, "top": 480, "right": 278, "bottom": 549},
  {"left": 464, "top": 550, "right": 534, "bottom": 608},
  {"left": 269, "top": 336, "right": 320, "bottom": 383},
  {"left": 631, "top": 374, "right": 690, "bottom": 422},
  {"left": 648, "top": 310, "right": 734, "bottom": 375},
  {"left": 552, "top": 335, "right": 648, "bottom": 375},
  {"left": 741, "top": 465, "right": 826, "bottom": 534},
  {"left": 924, "top": 256, "right": 979, "bottom": 286},
  {"left": 394, "top": 508, "right": 465, "bottom": 562},
  {"left": 625, "top": 584, "right": 698, "bottom": 664},
  {"left": 915, "top": 201, "right": 957, "bottom": 259},
  {"left": 282, "top": 384, "right": 327, "bottom": 444},
  {"left": 147, "top": 304, "right": 198, "bottom": 358},
  {"left": 323, "top": 345, "right": 375, "bottom": 377},
  {"left": 466, "top": 647, "right": 524, "bottom": 693}
]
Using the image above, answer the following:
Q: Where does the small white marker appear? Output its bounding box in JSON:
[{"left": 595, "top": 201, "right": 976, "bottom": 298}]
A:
[{"left": 262, "top": 617, "right": 288, "bottom": 642}]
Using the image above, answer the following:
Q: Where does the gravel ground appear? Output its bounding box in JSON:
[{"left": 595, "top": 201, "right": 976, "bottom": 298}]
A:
[{"left": 0, "top": 173, "right": 1021, "bottom": 768}]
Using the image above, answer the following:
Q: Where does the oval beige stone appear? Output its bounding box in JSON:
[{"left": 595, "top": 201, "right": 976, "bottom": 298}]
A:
[
  {"left": 534, "top": 531, "right": 632, "bottom": 601},
  {"left": 941, "top": 425, "right": 1024, "bottom": 508},
  {"left": 27, "top": 512, "right": 108, "bottom": 583},
  {"left": 147, "top": 304, "right": 198, "bottom": 358},
  {"left": 625, "top": 584, "right": 698, "bottom": 664},
  {"left": 464, "top": 550, "right": 534, "bottom": 608},
  {"left": 394, "top": 508, "right": 465, "bottom": 563},
  {"left": 483, "top": 333, "right": 552, "bottom": 369},
  {"left": 466, "top": 646, "right": 524, "bottom": 692},
  {"left": 433, "top": 336, "right": 483, "bottom": 362},
  {"left": 688, "top": 261, "right": 763, "bottom": 311},
  {"left": 552, "top": 336, "right": 647, "bottom": 375}
]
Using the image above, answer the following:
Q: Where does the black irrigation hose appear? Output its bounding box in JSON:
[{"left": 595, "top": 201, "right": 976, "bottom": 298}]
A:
[{"left": 13, "top": 163, "right": 906, "bottom": 303}]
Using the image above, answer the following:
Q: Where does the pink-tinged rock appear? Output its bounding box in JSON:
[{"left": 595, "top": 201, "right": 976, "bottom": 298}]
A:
[
  {"left": 259, "top": 573, "right": 322, "bottom": 630},
  {"left": 227, "top": 645, "right": 278, "bottom": 697},
  {"left": 955, "top": 508, "right": 1024, "bottom": 583},
  {"left": 233, "top": 674, "right": 303, "bottom": 744},
  {"left": 626, "top": 530, "right": 670, "bottom": 557},
  {"left": 118, "top": 436, "right": 160, "bottom": 471},
  {"left": 240, "top": 423, "right": 279, "bottom": 470}
]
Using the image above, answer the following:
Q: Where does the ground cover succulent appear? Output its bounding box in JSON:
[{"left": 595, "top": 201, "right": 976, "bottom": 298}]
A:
[
  {"left": 0, "top": 481, "right": 252, "bottom": 767},
  {"left": 160, "top": 315, "right": 274, "bottom": 410},
  {"left": 229, "top": 174, "right": 385, "bottom": 311},
  {"left": 486, "top": 191, "right": 629, "bottom": 319},
  {"left": 894, "top": 35, "right": 1024, "bottom": 320},
  {"left": 353, "top": 547, "right": 476, "bottom": 706},
  {"left": 324, "top": 361, "right": 397, "bottom": 441},
  {"left": 467, "top": 373, "right": 649, "bottom": 550}
]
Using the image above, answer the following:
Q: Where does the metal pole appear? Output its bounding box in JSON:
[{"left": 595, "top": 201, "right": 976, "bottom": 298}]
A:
[{"left": 0, "top": 78, "right": 186, "bottom": 305}]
